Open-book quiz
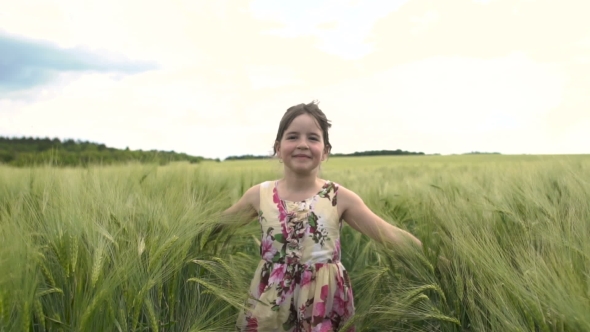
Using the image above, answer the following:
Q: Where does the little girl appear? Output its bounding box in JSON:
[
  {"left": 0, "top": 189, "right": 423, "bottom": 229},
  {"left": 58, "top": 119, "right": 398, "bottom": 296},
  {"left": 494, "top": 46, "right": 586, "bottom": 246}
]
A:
[{"left": 224, "top": 101, "right": 423, "bottom": 332}]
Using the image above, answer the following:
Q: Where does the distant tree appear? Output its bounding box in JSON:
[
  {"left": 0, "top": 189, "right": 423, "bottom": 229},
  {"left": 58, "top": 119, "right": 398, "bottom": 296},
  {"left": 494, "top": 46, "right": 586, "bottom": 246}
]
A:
[
  {"left": 463, "top": 151, "right": 501, "bottom": 155},
  {"left": 0, "top": 136, "right": 211, "bottom": 167},
  {"left": 224, "top": 154, "right": 271, "bottom": 161},
  {"left": 330, "top": 149, "right": 425, "bottom": 157}
]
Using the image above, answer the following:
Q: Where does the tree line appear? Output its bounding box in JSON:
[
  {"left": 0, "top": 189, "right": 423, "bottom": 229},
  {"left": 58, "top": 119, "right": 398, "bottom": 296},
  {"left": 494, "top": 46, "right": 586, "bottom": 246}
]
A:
[
  {"left": 0, "top": 137, "right": 212, "bottom": 167},
  {"left": 224, "top": 149, "right": 425, "bottom": 160},
  {"left": 1, "top": 136, "right": 435, "bottom": 167}
]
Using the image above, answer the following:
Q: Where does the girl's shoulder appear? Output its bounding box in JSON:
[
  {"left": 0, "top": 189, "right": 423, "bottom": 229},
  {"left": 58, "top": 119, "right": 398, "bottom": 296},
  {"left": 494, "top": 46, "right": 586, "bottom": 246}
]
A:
[
  {"left": 253, "top": 180, "right": 278, "bottom": 200},
  {"left": 259, "top": 180, "right": 274, "bottom": 188},
  {"left": 238, "top": 183, "right": 266, "bottom": 213},
  {"left": 331, "top": 183, "right": 364, "bottom": 209}
]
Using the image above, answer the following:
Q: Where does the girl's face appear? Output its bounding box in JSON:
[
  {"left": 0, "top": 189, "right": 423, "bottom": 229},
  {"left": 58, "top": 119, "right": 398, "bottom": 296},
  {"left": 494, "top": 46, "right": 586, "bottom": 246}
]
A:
[{"left": 276, "top": 113, "right": 328, "bottom": 174}]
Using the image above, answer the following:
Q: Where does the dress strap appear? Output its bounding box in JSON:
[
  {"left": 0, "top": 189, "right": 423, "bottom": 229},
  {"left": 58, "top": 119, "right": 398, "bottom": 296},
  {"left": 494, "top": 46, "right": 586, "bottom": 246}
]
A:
[{"left": 260, "top": 181, "right": 273, "bottom": 198}]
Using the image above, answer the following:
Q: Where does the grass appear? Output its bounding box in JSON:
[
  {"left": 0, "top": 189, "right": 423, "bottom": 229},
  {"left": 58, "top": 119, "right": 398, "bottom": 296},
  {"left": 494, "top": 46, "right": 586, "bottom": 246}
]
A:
[{"left": 0, "top": 155, "right": 589, "bottom": 331}]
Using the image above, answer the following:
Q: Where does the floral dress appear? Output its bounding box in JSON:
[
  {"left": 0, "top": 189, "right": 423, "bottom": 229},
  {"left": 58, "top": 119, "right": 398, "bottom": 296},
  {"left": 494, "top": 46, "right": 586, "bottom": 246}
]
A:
[{"left": 236, "top": 180, "right": 355, "bottom": 332}]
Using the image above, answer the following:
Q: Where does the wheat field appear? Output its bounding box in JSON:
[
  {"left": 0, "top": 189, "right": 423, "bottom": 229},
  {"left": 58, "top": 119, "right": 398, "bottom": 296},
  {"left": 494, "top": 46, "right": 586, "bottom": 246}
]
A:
[{"left": 0, "top": 155, "right": 589, "bottom": 331}]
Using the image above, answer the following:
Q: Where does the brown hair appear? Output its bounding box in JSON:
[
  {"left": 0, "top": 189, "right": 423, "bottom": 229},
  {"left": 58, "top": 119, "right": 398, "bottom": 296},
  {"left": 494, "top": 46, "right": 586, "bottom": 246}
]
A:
[{"left": 273, "top": 100, "right": 332, "bottom": 156}]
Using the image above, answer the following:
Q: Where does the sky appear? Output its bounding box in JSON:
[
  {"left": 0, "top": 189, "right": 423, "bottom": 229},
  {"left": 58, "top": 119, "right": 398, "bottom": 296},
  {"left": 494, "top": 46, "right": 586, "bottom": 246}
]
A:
[{"left": 1, "top": 0, "right": 589, "bottom": 159}]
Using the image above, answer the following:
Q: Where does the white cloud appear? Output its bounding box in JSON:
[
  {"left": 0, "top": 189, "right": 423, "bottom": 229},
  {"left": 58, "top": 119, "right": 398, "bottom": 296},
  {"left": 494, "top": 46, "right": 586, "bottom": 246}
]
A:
[
  {"left": 246, "top": 65, "right": 303, "bottom": 90},
  {"left": 249, "top": 0, "right": 409, "bottom": 59},
  {"left": 303, "top": 53, "right": 566, "bottom": 154},
  {"left": 0, "top": 70, "right": 242, "bottom": 158},
  {"left": 409, "top": 10, "right": 440, "bottom": 35}
]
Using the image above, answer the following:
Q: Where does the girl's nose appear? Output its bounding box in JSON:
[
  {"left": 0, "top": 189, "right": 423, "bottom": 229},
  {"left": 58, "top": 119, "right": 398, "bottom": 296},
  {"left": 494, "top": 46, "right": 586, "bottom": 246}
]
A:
[{"left": 297, "top": 141, "right": 309, "bottom": 149}]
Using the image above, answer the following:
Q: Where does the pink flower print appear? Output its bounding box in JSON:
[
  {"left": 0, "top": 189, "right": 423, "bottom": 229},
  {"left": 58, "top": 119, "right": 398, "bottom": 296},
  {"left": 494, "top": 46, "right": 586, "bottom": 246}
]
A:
[
  {"left": 332, "top": 239, "right": 341, "bottom": 262},
  {"left": 338, "top": 280, "right": 345, "bottom": 294},
  {"left": 313, "top": 306, "right": 325, "bottom": 326},
  {"left": 301, "top": 269, "right": 313, "bottom": 287},
  {"left": 334, "top": 272, "right": 344, "bottom": 289},
  {"left": 283, "top": 270, "right": 293, "bottom": 284},
  {"left": 278, "top": 208, "right": 288, "bottom": 225},
  {"left": 269, "top": 264, "right": 287, "bottom": 284},
  {"left": 333, "top": 291, "right": 348, "bottom": 317},
  {"left": 246, "top": 317, "right": 258, "bottom": 331},
  {"left": 273, "top": 187, "right": 289, "bottom": 223},
  {"left": 312, "top": 285, "right": 329, "bottom": 319},
  {"left": 280, "top": 209, "right": 289, "bottom": 222},
  {"left": 320, "top": 284, "right": 329, "bottom": 300},
  {"left": 316, "top": 321, "right": 334, "bottom": 332},
  {"left": 258, "top": 279, "right": 268, "bottom": 295},
  {"left": 298, "top": 303, "right": 307, "bottom": 318},
  {"left": 272, "top": 186, "right": 281, "bottom": 204},
  {"left": 282, "top": 275, "right": 296, "bottom": 296},
  {"left": 261, "top": 236, "right": 277, "bottom": 261}
]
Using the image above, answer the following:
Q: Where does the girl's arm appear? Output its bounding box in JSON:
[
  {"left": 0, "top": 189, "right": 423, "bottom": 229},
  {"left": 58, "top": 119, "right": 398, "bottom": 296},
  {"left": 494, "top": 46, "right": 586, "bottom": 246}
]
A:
[
  {"left": 220, "top": 184, "right": 260, "bottom": 224},
  {"left": 203, "top": 185, "right": 259, "bottom": 248},
  {"left": 339, "top": 186, "right": 422, "bottom": 250}
]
